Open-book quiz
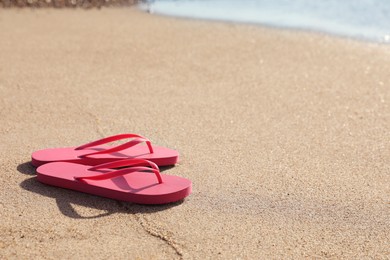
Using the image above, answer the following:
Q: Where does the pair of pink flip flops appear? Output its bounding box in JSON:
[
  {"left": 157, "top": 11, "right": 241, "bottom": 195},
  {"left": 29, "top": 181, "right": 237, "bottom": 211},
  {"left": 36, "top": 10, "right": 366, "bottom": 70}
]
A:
[{"left": 31, "top": 134, "right": 192, "bottom": 204}]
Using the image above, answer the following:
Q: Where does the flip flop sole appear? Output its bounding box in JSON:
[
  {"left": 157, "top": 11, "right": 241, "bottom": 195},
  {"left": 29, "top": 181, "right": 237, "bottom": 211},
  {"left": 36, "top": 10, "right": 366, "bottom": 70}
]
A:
[{"left": 37, "top": 162, "right": 191, "bottom": 205}]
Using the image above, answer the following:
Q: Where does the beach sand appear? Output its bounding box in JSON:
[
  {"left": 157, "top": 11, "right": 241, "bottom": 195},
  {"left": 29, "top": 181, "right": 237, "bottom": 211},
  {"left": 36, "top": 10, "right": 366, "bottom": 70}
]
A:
[{"left": 0, "top": 8, "right": 389, "bottom": 259}]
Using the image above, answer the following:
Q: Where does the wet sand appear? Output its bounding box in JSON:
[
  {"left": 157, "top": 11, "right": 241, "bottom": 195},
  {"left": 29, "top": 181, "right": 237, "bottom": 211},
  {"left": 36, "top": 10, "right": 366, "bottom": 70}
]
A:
[{"left": 0, "top": 8, "right": 389, "bottom": 259}]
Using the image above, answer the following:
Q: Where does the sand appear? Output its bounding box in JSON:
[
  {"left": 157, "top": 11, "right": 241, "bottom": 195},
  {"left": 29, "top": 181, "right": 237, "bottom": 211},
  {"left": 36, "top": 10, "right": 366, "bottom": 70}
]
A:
[{"left": 0, "top": 8, "right": 389, "bottom": 259}]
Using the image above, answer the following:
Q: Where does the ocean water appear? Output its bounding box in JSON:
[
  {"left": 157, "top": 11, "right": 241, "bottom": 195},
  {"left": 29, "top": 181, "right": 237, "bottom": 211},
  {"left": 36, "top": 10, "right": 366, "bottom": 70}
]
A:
[{"left": 140, "top": 0, "right": 390, "bottom": 43}]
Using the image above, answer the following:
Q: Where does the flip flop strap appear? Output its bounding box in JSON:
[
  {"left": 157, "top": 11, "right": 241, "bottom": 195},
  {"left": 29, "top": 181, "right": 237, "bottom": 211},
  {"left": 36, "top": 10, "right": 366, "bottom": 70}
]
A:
[
  {"left": 74, "top": 166, "right": 162, "bottom": 184},
  {"left": 75, "top": 134, "right": 154, "bottom": 157},
  {"left": 74, "top": 159, "right": 163, "bottom": 183},
  {"left": 89, "top": 158, "right": 159, "bottom": 171}
]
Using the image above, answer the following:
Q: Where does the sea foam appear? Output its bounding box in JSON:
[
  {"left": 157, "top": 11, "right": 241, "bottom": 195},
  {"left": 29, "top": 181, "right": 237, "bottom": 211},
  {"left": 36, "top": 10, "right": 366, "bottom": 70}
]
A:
[{"left": 140, "top": 0, "right": 390, "bottom": 43}]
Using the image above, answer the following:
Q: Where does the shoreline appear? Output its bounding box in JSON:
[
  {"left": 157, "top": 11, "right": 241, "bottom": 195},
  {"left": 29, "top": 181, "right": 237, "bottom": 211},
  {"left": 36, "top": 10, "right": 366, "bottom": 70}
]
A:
[
  {"left": 4, "top": 2, "right": 390, "bottom": 44},
  {"left": 142, "top": 0, "right": 390, "bottom": 45},
  {"left": 144, "top": 11, "right": 390, "bottom": 46}
]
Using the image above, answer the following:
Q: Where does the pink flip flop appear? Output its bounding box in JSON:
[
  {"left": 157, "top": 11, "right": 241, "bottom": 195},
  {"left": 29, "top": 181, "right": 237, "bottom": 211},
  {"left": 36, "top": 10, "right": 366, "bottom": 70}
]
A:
[
  {"left": 31, "top": 134, "right": 179, "bottom": 167},
  {"left": 36, "top": 159, "right": 191, "bottom": 204}
]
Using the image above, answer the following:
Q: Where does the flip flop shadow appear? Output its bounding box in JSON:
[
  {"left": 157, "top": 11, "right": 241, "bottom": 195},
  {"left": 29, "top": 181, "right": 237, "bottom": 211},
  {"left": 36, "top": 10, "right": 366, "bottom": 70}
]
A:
[{"left": 17, "top": 162, "right": 182, "bottom": 219}]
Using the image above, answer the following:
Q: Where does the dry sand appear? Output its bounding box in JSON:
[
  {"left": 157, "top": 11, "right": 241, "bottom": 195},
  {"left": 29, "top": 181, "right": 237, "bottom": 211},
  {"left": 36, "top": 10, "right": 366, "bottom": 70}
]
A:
[{"left": 0, "top": 8, "right": 389, "bottom": 259}]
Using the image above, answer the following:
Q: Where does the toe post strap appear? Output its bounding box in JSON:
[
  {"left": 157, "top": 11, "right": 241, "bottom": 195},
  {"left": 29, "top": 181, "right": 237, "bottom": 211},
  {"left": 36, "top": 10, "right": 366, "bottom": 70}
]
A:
[
  {"left": 74, "top": 159, "right": 163, "bottom": 184},
  {"left": 75, "top": 133, "right": 154, "bottom": 157}
]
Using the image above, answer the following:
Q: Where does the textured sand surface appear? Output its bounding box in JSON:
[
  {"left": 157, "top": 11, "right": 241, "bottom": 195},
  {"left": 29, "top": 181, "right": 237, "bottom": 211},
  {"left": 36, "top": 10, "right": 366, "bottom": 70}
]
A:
[{"left": 0, "top": 8, "right": 389, "bottom": 259}]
